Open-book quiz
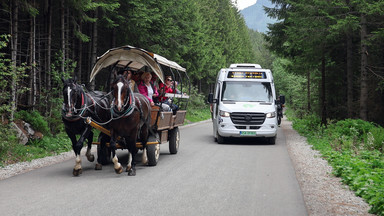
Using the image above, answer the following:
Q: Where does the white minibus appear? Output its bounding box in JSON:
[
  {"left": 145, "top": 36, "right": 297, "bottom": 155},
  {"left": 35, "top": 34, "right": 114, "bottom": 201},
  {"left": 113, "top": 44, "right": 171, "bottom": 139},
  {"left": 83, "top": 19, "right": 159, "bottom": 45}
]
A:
[{"left": 208, "top": 64, "right": 283, "bottom": 144}]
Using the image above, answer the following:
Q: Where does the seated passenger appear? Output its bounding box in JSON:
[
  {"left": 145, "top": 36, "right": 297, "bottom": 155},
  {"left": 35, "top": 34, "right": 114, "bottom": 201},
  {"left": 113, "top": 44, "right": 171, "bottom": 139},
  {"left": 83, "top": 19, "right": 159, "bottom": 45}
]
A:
[
  {"left": 158, "top": 76, "right": 179, "bottom": 112},
  {"left": 138, "top": 72, "right": 171, "bottom": 111},
  {"left": 119, "top": 67, "right": 138, "bottom": 92}
]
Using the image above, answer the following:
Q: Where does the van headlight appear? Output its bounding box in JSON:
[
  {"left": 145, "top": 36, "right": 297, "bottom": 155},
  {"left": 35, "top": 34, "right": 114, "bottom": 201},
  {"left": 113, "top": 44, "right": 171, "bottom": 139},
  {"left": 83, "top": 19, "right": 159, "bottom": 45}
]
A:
[
  {"left": 266, "top": 112, "right": 276, "bottom": 118},
  {"left": 219, "top": 110, "right": 231, "bottom": 117}
]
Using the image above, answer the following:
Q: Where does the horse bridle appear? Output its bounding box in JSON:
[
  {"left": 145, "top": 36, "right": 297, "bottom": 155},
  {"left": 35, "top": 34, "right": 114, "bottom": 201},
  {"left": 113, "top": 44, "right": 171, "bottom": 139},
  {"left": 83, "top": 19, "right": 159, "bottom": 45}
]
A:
[
  {"left": 62, "top": 83, "right": 87, "bottom": 120},
  {"left": 111, "top": 78, "right": 135, "bottom": 118}
]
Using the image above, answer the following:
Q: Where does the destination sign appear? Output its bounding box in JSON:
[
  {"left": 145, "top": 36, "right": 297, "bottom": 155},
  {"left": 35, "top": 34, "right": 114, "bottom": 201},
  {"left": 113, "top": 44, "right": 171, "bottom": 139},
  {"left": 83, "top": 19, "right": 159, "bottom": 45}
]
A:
[{"left": 227, "top": 71, "right": 266, "bottom": 79}]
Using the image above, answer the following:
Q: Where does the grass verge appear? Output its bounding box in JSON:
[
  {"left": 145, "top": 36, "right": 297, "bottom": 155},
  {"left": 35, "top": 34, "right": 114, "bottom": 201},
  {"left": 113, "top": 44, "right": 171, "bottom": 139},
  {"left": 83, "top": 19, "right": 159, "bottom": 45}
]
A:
[{"left": 288, "top": 111, "right": 384, "bottom": 215}]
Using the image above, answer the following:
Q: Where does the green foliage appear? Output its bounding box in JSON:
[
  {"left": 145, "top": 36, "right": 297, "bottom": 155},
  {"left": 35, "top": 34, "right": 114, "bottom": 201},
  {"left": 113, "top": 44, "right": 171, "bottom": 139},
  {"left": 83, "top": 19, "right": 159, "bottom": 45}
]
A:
[
  {"left": 292, "top": 115, "right": 384, "bottom": 215},
  {"left": 185, "top": 107, "right": 211, "bottom": 124},
  {"left": 27, "top": 133, "right": 72, "bottom": 154},
  {"left": 0, "top": 34, "right": 29, "bottom": 120},
  {"left": 272, "top": 58, "right": 315, "bottom": 117},
  {"left": 40, "top": 51, "right": 75, "bottom": 134},
  {"left": 0, "top": 130, "right": 72, "bottom": 167},
  {"left": 186, "top": 85, "right": 208, "bottom": 110},
  {"left": 0, "top": 35, "right": 11, "bottom": 118},
  {"left": 14, "top": 110, "right": 50, "bottom": 135},
  {"left": 367, "top": 127, "right": 384, "bottom": 152},
  {"left": 0, "top": 125, "right": 17, "bottom": 167},
  {"left": 266, "top": 0, "right": 384, "bottom": 124}
]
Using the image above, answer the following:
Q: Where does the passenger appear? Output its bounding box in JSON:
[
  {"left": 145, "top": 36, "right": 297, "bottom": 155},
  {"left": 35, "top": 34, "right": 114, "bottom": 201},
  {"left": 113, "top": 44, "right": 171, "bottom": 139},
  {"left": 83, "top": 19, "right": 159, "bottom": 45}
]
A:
[
  {"left": 158, "top": 75, "right": 179, "bottom": 113},
  {"left": 119, "top": 68, "right": 138, "bottom": 92},
  {"left": 138, "top": 72, "right": 171, "bottom": 111}
]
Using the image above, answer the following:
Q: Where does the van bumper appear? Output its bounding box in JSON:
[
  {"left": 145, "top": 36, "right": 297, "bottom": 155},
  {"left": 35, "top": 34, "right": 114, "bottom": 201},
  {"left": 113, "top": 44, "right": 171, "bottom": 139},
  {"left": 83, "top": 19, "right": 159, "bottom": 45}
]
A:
[{"left": 217, "top": 117, "right": 277, "bottom": 138}]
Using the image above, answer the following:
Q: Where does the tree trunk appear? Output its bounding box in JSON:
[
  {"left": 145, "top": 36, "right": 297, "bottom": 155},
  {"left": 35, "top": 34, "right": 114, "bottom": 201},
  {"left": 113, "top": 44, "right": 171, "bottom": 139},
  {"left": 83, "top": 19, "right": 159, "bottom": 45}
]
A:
[
  {"left": 346, "top": 33, "right": 353, "bottom": 118},
  {"left": 47, "top": 0, "right": 52, "bottom": 116},
  {"left": 77, "top": 21, "right": 83, "bottom": 83},
  {"left": 321, "top": 54, "right": 327, "bottom": 126},
  {"left": 29, "top": 12, "right": 37, "bottom": 109},
  {"left": 10, "top": 0, "right": 19, "bottom": 121},
  {"left": 32, "top": 13, "right": 37, "bottom": 109},
  {"left": 61, "top": 0, "right": 65, "bottom": 74},
  {"left": 307, "top": 70, "right": 311, "bottom": 112},
  {"left": 89, "top": 9, "right": 98, "bottom": 91},
  {"left": 345, "top": 0, "right": 354, "bottom": 118},
  {"left": 359, "top": 14, "right": 368, "bottom": 121}
]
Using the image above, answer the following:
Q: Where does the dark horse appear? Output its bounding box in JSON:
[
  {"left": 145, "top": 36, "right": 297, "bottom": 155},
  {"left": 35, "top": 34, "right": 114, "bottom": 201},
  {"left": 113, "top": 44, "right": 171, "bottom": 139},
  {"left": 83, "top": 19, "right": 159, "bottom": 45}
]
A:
[
  {"left": 109, "top": 73, "right": 152, "bottom": 176},
  {"left": 62, "top": 77, "right": 111, "bottom": 176}
]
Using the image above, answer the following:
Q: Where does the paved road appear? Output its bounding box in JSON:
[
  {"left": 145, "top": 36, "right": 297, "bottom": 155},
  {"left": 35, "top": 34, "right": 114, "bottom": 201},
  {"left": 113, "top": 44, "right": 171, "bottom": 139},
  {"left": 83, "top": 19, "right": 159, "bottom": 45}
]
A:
[{"left": 0, "top": 121, "right": 307, "bottom": 216}]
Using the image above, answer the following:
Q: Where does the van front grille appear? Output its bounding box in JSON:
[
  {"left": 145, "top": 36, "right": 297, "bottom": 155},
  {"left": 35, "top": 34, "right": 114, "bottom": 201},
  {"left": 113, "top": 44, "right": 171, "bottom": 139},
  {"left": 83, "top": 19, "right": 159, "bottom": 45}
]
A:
[{"left": 230, "top": 112, "right": 265, "bottom": 125}]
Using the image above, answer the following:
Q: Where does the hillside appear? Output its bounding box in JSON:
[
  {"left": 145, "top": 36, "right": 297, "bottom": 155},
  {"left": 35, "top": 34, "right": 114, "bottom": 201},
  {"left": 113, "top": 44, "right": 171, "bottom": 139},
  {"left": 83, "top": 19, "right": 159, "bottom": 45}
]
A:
[{"left": 240, "top": 0, "right": 277, "bottom": 33}]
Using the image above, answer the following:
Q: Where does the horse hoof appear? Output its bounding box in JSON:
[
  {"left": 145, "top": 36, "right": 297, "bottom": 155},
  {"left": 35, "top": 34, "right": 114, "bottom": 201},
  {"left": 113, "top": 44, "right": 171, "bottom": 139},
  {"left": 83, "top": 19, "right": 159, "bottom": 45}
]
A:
[
  {"left": 73, "top": 169, "right": 82, "bottom": 176},
  {"left": 128, "top": 169, "right": 136, "bottom": 176},
  {"left": 95, "top": 164, "right": 102, "bottom": 170},
  {"left": 126, "top": 165, "right": 132, "bottom": 172},
  {"left": 115, "top": 166, "right": 123, "bottom": 174},
  {"left": 87, "top": 154, "right": 95, "bottom": 162}
]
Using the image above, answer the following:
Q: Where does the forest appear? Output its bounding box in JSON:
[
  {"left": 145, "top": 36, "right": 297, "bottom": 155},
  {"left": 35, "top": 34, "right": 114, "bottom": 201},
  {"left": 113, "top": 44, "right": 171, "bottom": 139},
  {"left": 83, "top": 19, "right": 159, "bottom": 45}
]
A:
[
  {"left": 0, "top": 0, "right": 383, "bottom": 127},
  {"left": 1, "top": 1, "right": 384, "bottom": 213},
  {"left": 265, "top": 0, "right": 384, "bottom": 125},
  {"left": 0, "top": 0, "right": 261, "bottom": 124}
]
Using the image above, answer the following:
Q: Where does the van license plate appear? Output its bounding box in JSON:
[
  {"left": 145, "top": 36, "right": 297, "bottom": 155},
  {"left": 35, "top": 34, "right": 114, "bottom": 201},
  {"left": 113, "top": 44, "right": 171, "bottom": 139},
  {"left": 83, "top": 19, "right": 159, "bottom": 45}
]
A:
[{"left": 240, "top": 131, "right": 256, "bottom": 136}]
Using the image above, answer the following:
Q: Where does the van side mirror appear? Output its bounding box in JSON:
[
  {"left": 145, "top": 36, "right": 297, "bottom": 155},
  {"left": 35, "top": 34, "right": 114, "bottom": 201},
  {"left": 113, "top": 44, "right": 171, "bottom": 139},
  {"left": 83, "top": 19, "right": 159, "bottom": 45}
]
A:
[
  {"left": 279, "top": 95, "right": 285, "bottom": 104},
  {"left": 207, "top": 93, "right": 217, "bottom": 104}
]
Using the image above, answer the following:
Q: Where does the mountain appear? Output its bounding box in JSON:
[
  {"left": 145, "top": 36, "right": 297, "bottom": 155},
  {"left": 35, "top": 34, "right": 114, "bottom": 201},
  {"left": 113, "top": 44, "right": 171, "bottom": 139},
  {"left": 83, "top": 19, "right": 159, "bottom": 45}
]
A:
[{"left": 240, "top": 0, "right": 277, "bottom": 33}]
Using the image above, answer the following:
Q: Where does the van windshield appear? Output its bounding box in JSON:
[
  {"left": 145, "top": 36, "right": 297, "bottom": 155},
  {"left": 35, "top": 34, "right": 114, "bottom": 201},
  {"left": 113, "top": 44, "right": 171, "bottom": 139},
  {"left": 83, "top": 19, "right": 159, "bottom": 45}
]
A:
[{"left": 222, "top": 81, "right": 273, "bottom": 102}]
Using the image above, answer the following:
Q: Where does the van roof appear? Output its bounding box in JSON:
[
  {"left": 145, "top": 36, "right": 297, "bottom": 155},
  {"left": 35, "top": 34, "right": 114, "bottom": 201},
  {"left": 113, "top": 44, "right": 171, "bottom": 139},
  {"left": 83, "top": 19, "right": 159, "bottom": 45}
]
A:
[{"left": 229, "top": 63, "right": 262, "bottom": 69}]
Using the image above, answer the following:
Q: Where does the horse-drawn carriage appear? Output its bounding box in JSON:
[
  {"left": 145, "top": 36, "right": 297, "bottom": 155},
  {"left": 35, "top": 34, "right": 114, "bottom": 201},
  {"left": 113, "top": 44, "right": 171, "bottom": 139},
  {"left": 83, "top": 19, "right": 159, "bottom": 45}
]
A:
[
  {"left": 88, "top": 45, "right": 190, "bottom": 168},
  {"left": 62, "top": 45, "right": 189, "bottom": 176}
]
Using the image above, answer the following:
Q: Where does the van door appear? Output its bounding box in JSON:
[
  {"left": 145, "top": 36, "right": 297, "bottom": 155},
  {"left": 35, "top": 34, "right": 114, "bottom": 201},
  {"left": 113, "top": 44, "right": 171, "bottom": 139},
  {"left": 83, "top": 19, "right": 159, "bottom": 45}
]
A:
[{"left": 212, "top": 82, "right": 221, "bottom": 137}]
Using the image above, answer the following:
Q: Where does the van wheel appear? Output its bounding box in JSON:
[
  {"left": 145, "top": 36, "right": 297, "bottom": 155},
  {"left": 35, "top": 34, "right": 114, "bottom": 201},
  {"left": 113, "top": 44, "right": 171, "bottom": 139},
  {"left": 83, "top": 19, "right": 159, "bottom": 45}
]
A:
[
  {"left": 217, "top": 132, "right": 226, "bottom": 144},
  {"left": 268, "top": 136, "right": 276, "bottom": 144}
]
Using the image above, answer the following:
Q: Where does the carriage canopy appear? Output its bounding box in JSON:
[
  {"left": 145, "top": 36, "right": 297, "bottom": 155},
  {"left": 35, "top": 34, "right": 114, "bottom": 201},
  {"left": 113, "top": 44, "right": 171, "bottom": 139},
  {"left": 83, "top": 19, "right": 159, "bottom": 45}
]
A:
[{"left": 90, "top": 45, "right": 186, "bottom": 84}]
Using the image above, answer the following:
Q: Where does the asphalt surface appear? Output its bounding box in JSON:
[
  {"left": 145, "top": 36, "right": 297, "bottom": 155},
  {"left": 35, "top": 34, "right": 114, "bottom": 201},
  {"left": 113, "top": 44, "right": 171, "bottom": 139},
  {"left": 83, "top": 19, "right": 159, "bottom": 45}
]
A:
[{"left": 0, "top": 121, "right": 307, "bottom": 216}]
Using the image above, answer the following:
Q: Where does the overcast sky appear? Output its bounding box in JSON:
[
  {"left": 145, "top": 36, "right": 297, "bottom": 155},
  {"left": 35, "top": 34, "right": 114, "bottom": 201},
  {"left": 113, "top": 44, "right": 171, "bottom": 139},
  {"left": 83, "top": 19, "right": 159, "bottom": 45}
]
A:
[{"left": 232, "top": 0, "right": 257, "bottom": 10}]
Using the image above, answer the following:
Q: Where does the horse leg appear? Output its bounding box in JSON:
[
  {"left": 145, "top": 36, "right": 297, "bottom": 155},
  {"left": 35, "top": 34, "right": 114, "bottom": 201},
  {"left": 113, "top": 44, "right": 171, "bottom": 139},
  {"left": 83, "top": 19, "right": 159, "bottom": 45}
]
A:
[
  {"left": 126, "top": 137, "right": 137, "bottom": 176},
  {"left": 126, "top": 152, "right": 132, "bottom": 172},
  {"left": 85, "top": 128, "right": 95, "bottom": 162},
  {"left": 66, "top": 128, "right": 82, "bottom": 176},
  {"left": 110, "top": 133, "right": 123, "bottom": 174},
  {"left": 141, "top": 148, "right": 148, "bottom": 165},
  {"left": 140, "top": 124, "right": 149, "bottom": 165},
  {"left": 141, "top": 114, "right": 152, "bottom": 165}
]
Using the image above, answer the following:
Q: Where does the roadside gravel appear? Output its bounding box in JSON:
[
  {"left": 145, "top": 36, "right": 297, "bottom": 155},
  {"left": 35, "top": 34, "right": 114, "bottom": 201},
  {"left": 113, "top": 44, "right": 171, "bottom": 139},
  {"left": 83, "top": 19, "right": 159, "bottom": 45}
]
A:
[
  {"left": 0, "top": 119, "right": 374, "bottom": 215},
  {"left": 282, "top": 119, "right": 373, "bottom": 216}
]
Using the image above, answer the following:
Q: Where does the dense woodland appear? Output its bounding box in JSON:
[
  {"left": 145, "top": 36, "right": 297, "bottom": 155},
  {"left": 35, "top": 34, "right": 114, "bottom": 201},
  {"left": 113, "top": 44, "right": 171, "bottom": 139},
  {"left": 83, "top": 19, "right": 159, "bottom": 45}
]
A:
[
  {"left": 0, "top": 0, "right": 262, "bottom": 124},
  {"left": 1, "top": 0, "right": 384, "bottom": 127},
  {"left": 265, "top": 0, "right": 384, "bottom": 125}
]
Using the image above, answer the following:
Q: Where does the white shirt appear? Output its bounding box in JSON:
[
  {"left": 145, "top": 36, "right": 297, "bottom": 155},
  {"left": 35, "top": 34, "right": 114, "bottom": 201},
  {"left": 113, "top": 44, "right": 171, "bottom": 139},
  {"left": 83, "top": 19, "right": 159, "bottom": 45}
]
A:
[{"left": 146, "top": 83, "right": 154, "bottom": 100}]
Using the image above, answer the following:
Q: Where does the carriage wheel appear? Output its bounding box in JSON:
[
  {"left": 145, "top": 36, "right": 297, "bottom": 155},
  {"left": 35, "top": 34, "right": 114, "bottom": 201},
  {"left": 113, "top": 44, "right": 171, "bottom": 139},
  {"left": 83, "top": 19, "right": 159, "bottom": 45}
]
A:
[
  {"left": 169, "top": 127, "right": 180, "bottom": 154},
  {"left": 146, "top": 144, "right": 160, "bottom": 166}
]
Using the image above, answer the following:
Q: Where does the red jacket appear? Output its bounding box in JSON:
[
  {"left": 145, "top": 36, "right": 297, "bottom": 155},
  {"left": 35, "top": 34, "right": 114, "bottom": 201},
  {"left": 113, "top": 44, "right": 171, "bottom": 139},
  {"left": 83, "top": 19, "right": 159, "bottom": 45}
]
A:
[{"left": 158, "top": 83, "right": 176, "bottom": 102}]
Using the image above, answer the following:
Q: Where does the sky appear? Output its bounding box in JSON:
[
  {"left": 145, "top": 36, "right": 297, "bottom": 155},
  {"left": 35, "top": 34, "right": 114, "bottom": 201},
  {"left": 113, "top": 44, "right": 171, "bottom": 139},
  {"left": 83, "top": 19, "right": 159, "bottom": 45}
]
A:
[{"left": 232, "top": 0, "right": 257, "bottom": 10}]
